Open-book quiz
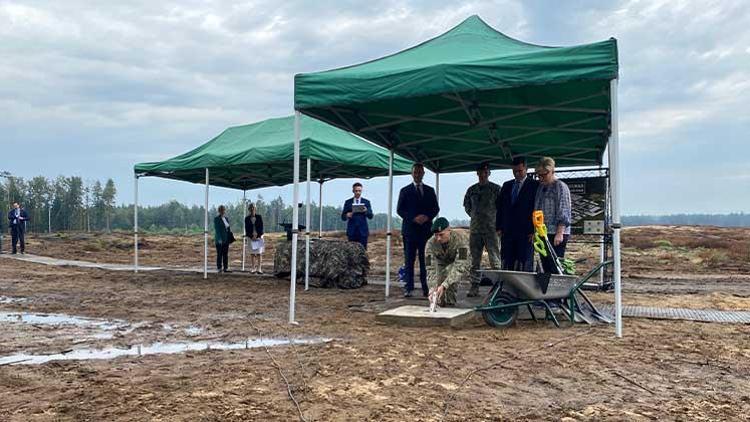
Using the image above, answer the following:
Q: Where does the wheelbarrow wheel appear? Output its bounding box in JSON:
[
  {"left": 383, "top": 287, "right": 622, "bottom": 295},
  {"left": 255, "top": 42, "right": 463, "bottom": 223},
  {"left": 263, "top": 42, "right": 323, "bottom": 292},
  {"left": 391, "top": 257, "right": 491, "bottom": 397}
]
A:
[{"left": 481, "top": 291, "right": 519, "bottom": 328}]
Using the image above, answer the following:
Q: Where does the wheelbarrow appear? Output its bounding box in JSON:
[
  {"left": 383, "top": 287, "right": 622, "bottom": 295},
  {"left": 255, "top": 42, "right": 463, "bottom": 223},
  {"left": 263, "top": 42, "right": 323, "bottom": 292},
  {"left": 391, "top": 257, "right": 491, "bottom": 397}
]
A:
[{"left": 475, "top": 261, "right": 613, "bottom": 328}]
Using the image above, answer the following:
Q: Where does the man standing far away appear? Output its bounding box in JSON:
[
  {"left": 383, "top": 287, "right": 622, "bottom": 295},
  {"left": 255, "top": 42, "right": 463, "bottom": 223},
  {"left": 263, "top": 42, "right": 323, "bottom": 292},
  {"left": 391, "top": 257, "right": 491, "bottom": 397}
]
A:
[
  {"left": 463, "top": 162, "right": 502, "bottom": 297},
  {"left": 341, "top": 182, "right": 373, "bottom": 249},
  {"left": 497, "top": 157, "right": 540, "bottom": 272},
  {"left": 7, "top": 202, "right": 29, "bottom": 254},
  {"left": 397, "top": 163, "right": 440, "bottom": 297}
]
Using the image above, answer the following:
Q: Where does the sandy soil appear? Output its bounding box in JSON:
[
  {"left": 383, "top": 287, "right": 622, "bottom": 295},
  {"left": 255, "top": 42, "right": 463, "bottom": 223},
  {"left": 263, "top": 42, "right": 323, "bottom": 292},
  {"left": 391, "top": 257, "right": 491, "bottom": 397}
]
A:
[{"left": 1, "top": 227, "right": 749, "bottom": 420}]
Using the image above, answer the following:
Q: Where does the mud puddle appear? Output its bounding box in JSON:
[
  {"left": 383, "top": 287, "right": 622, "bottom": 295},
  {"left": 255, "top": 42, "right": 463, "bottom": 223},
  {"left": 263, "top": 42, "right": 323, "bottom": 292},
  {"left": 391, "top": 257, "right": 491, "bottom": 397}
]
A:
[{"left": 0, "top": 337, "right": 332, "bottom": 365}]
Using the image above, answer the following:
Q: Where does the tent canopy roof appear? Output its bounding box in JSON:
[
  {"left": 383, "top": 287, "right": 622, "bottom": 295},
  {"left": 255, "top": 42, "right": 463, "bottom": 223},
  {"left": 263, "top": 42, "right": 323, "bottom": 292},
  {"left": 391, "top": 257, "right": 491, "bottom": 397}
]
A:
[
  {"left": 294, "top": 15, "right": 618, "bottom": 172},
  {"left": 134, "top": 115, "right": 415, "bottom": 190}
]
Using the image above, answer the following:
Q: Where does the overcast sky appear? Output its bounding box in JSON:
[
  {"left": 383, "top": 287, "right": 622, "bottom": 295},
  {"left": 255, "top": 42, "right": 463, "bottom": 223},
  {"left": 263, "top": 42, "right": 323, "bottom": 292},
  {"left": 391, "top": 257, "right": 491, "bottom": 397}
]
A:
[{"left": 2, "top": 0, "right": 749, "bottom": 219}]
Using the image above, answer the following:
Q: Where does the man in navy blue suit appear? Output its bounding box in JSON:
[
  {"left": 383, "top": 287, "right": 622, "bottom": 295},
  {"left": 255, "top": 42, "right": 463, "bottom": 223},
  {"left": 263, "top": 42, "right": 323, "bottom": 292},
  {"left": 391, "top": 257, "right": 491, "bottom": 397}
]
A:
[
  {"left": 397, "top": 163, "right": 440, "bottom": 297},
  {"left": 7, "top": 202, "right": 30, "bottom": 254},
  {"left": 497, "top": 157, "right": 539, "bottom": 271},
  {"left": 341, "top": 182, "right": 373, "bottom": 249}
]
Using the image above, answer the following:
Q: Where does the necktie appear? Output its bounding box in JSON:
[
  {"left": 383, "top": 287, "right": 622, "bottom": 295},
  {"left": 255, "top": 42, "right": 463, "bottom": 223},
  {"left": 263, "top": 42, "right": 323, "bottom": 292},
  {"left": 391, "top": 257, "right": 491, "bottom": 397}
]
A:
[
  {"left": 417, "top": 184, "right": 423, "bottom": 197},
  {"left": 512, "top": 181, "right": 520, "bottom": 205}
]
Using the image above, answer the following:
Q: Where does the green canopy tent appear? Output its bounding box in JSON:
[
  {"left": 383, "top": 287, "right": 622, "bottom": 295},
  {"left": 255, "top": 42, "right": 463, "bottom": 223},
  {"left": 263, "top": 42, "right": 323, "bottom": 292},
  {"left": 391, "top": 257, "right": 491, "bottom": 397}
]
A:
[
  {"left": 293, "top": 16, "right": 624, "bottom": 335},
  {"left": 133, "top": 115, "right": 413, "bottom": 315}
]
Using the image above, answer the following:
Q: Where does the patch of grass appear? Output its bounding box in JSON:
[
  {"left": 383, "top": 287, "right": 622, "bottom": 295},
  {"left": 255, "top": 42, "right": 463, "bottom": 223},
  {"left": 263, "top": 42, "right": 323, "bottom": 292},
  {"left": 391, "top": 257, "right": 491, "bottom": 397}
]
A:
[
  {"left": 82, "top": 242, "right": 102, "bottom": 252},
  {"left": 696, "top": 248, "right": 730, "bottom": 268},
  {"left": 654, "top": 239, "right": 673, "bottom": 248}
]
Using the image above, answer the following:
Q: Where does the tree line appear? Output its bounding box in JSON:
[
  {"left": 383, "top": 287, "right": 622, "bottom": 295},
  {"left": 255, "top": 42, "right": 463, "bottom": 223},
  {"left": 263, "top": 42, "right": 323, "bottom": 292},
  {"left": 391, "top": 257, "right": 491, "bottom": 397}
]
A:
[
  {"left": 0, "top": 174, "right": 116, "bottom": 232},
  {"left": 622, "top": 213, "right": 750, "bottom": 227},
  {"left": 111, "top": 197, "right": 401, "bottom": 234},
  {"left": 0, "top": 173, "right": 399, "bottom": 233},
  {"left": 3, "top": 174, "right": 750, "bottom": 232}
]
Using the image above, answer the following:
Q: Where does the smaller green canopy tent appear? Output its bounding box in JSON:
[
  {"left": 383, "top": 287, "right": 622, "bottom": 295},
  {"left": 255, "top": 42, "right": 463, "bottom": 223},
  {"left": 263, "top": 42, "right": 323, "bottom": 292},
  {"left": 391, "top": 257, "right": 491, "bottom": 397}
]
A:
[
  {"left": 134, "top": 114, "right": 414, "bottom": 188},
  {"left": 131, "top": 115, "right": 415, "bottom": 314}
]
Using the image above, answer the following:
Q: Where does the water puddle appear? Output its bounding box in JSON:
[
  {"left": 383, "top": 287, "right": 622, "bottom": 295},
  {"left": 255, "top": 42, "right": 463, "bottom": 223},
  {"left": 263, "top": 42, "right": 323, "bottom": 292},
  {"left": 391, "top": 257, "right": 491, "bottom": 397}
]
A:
[
  {"left": 0, "top": 337, "right": 332, "bottom": 365},
  {"left": 0, "top": 312, "right": 126, "bottom": 330},
  {"left": 185, "top": 326, "right": 202, "bottom": 336},
  {"left": 0, "top": 296, "right": 28, "bottom": 304}
]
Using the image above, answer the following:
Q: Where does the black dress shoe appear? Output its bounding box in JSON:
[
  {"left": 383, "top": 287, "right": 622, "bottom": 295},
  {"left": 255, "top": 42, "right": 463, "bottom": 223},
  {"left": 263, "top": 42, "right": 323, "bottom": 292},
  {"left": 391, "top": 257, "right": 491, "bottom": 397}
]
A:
[
  {"left": 223, "top": 269, "right": 232, "bottom": 273},
  {"left": 422, "top": 290, "right": 429, "bottom": 297},
  {"left": 403, "top": 290, "right": 414, "bottom": 298}
]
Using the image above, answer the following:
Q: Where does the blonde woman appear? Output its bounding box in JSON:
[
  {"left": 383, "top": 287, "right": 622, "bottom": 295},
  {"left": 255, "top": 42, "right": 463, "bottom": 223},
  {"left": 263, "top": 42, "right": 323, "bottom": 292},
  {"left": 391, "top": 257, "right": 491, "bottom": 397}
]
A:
[
  {"left": 534, "top": 157, "right": 572, "bottom": 274},
  {"left": 244, "top": 203, "right": 265, "bottom": 273}
]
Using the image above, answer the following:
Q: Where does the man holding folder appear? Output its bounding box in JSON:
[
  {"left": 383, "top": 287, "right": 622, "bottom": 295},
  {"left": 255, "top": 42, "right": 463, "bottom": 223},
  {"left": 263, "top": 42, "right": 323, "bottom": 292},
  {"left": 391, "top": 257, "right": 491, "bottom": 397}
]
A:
[{"left": 341, "top": 182, "right": 373, "bottom": 249}]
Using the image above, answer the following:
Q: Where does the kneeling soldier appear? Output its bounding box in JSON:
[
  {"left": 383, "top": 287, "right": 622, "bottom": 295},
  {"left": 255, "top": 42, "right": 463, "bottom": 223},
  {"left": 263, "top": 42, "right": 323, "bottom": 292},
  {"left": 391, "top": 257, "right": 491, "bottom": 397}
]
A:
[{"left": 427, "top": 217, "right": 471, "bottom": 307}]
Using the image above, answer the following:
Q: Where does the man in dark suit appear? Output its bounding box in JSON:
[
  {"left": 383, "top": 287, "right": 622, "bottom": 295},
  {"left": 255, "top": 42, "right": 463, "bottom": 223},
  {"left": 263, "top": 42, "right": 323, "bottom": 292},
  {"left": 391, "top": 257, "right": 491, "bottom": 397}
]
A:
[
  {"left": 397, "top": 163, "right": 440, "bottom": 297},
  {"left": 497, "top": 157, "right": 539, "bottom": 272},
  {"left": 341, "top": 182, "right": 373, "bottom": 249},
  {"left": 7, "top": 202, "right": 29, "bottom": 254}
]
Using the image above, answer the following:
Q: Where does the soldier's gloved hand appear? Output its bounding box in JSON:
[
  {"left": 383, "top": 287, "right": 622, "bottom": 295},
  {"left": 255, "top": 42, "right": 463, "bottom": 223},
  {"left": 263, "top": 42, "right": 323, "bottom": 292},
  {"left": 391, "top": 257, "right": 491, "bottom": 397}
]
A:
[{"left": 430, "top": 285, "right": 444, "bottom": 301}]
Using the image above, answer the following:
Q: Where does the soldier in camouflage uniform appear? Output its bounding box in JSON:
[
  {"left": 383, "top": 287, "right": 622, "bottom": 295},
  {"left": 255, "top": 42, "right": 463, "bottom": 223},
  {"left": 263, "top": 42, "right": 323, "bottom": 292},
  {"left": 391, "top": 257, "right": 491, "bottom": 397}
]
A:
[
  {"left": 463, "top": 162, "right": 502, "bottom": 297},
  {"left": 426, "top": 217, "right": 471, "bottom": 307}
]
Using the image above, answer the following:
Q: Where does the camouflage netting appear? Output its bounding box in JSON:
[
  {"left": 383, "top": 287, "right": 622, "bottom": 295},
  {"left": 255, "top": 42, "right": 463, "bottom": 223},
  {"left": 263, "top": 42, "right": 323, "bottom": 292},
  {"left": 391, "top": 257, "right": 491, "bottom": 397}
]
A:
[{"left": 273, "top": 238, "right": 369, "bottom": 289}]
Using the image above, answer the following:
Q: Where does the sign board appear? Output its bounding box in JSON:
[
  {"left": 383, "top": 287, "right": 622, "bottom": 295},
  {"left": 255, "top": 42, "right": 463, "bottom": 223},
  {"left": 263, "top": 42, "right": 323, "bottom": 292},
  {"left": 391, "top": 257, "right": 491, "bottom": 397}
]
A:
[{"left": 559, "top": 176, "right": 607, "bottom": 235}]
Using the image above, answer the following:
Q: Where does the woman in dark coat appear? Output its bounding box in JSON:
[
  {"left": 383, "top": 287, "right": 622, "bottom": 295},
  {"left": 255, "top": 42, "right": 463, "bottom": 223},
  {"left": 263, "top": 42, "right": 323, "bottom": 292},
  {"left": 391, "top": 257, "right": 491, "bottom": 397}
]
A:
[
  {"left": 213, "top": 205, "right": 232, "bottom": 273},
  {"left": 244, "top": 203, "right": 265, "bottom": 273}
]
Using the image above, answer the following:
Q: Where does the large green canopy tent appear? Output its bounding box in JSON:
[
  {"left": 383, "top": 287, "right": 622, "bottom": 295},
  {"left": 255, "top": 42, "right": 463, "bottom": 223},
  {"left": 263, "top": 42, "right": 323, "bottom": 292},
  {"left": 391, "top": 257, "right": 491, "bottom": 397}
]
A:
[
  {"left": 132, "top": 115, "right": 414, "bottom": 312},
  {"left": 293, "top": 15, "right": 624, "bottom": 336}
]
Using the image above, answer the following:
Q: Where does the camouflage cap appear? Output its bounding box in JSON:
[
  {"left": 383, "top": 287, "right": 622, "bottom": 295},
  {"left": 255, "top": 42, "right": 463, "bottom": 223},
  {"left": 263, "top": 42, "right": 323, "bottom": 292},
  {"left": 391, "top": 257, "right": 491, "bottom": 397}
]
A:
[{"left": 431, "top": 217, "right": 450, "bottom": 233}]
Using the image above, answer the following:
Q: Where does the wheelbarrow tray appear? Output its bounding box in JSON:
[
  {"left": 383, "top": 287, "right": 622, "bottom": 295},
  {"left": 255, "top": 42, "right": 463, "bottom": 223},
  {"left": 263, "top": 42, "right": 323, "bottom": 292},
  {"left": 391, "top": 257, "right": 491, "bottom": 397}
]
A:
[{"left": 481, "top": 270, "right": 578, "bottom": 300}]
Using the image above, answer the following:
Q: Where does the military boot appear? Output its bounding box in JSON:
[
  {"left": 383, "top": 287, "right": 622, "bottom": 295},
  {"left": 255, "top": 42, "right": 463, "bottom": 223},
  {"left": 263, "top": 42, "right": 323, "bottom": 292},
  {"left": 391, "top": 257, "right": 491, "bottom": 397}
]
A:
[{"left": 467, "top": 283, "right": 480, "bottom": 297}]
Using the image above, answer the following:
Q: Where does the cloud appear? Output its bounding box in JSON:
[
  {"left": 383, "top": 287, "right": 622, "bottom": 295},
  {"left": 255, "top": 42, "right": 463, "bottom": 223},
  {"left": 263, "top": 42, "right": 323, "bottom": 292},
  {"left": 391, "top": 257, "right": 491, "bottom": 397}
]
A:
[{"left": 0, "top": 1, "right": 748, "bottom": 215}]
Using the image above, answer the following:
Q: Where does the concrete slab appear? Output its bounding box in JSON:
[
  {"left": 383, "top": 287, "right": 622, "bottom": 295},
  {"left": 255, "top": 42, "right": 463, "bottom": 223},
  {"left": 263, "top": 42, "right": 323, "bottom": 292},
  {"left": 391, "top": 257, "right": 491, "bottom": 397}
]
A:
[{"left": 376, "top": 305, "right": 475, "bottom": 328}]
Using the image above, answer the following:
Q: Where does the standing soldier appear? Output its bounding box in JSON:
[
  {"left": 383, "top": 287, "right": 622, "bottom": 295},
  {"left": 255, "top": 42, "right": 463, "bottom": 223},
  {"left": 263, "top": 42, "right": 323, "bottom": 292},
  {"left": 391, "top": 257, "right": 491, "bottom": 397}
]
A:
[
  {"left": 427, "top": 217, "right": 471, "bottom": 307},
  {"left": 463, "top": 162, "right": 502, "bottom": 297}
]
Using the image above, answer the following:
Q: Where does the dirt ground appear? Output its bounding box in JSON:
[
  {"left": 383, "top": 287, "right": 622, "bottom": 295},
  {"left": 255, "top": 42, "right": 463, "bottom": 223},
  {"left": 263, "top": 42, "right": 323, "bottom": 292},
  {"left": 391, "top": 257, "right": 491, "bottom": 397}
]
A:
[{"left": 1, "top": 226, "right": 749, "bottom": 421}]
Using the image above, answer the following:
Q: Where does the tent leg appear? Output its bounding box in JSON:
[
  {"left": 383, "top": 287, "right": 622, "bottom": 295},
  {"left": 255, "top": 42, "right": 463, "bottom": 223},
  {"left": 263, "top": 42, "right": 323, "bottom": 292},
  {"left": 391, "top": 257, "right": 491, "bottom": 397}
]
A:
[
  {"left": 385, "top": 150, "right": 393, "bottom": 298},
  {"left": 48, "top": 205, "right": 51, "bottom": 233},
  {"left": 599, "top": 235, "right": 605, "bottom": 286},
  {"left": 204, "top": 168, "right": 209, "bottom": 280},
  {"left": 134, "top": 175, "right": 139, "bottom": 273},
  {"left": 318, "top": 180, "right": 323, "bottom": 238},
  {"left": 290, "top": 111, "right": 301, "bottom": 324},
  {"left": 305, "top": 158, "right": 311, "bottom": 291},
  {"left": 242, "top": 190, "right": 247, "bottom": 272},
  {"left": 609, "top": 78, "right": 622, "bottom": 338},
  {"left": 435, "top": 172, "right": 440, "bottom": 206}
]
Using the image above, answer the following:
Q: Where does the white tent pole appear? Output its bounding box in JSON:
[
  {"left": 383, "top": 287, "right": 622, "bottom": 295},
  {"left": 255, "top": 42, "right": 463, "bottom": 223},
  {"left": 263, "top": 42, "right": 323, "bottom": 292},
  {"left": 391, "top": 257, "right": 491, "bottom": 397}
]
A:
[
  {"left": 318, "top": 180, "right": 323, "bottom": 238},
  {"left": 609, "top": 78, "right": 622, "bottom": 338},
  {"left": 599, "top": 236, "right": 605, "bottom": 285},
  {"left": 435, "top": 172, "right": 440, "bottom": 205},
  {"left": 242, "top": 189, "right": 247, "bottom": 272},
  {"left": 204, "top": 168, "right": 209, "bottom": 280},
  {"left": 289, "top": 111, "right": 301, "bottom": 323},
  {"left": 305, "top": 158, "right": 312, "bottom": 291},
  {"left": 134, "top": 174, "right": 139, "bottom": 273},
  {"left": 385, "top": 150, "right": 393, "bottom": 298},
  {"left": 48, "top": 205, "right": 51, "bottom": 233}
]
